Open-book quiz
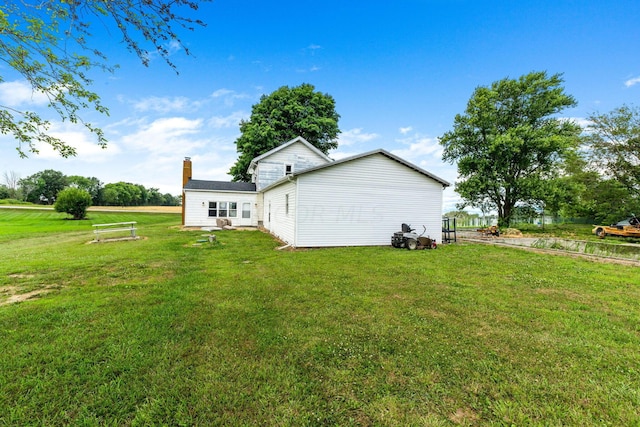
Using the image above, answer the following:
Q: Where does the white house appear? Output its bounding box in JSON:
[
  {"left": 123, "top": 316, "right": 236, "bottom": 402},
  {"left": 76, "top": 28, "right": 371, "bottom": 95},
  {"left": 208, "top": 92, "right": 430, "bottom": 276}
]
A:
[{"left": 182, "top": 136, "right": 450, "bottom": 247}]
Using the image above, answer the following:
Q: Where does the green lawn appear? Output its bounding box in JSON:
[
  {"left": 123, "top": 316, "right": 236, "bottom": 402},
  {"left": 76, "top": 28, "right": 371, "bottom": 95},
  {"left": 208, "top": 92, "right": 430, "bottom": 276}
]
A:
[{"left": 1, "top": 209, "right": 639, "bottom": 425}]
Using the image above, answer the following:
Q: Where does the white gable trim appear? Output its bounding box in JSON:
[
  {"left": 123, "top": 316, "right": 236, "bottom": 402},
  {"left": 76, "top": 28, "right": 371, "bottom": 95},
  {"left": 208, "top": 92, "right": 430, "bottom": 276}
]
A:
[
  {"left": 259, "top": 148, "right": 450, "bottom": 193},
  {"left": 294, "top": 149, "right": 450, "bottom": 187},
  {"left": 247, "top": 136, "right": 333, "bottom": 174}
]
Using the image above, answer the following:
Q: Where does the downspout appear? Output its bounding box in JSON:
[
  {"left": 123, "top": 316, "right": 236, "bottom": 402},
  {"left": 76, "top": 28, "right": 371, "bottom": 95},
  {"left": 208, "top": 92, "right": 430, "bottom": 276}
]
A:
[{"left": 289, "top": 174, "right": 298, "bottom": 248}]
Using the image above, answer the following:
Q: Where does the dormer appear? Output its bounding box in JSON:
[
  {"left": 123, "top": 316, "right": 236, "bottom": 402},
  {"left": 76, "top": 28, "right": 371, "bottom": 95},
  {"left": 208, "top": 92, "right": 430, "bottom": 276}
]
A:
[{"left": 248, "top": 136, "right": 333, "bottom": 190}]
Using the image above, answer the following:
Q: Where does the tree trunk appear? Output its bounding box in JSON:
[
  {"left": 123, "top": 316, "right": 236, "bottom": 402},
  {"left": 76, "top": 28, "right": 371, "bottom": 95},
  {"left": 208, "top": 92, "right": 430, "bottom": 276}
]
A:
[{"left": 499, "top": 203, "right": 514, "bottom": 228}]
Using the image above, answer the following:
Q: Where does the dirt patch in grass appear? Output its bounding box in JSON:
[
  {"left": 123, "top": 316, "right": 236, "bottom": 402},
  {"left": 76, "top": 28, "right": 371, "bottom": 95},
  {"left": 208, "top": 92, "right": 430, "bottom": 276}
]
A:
[
  {"left": 0, "top": 285, "right": 58, "bottom": 306},
  {"left": 8, "top": 274, "right": 35, "bottom": 279},
  {"left": 450, "top": 407, "right": 479, "bottom": 424}
]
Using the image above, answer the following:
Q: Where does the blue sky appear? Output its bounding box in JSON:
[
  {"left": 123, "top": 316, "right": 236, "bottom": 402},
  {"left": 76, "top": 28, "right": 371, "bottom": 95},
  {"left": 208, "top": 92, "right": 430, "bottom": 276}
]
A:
[{"left": 1, "top": 0, "right": 639, "bottom": 211}]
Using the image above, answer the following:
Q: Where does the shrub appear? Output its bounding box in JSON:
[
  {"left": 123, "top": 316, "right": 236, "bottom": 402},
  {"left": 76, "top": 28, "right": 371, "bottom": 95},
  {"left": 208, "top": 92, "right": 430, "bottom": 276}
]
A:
[{"left": 54, "top": 187, "right": 92, "bottom": 220}]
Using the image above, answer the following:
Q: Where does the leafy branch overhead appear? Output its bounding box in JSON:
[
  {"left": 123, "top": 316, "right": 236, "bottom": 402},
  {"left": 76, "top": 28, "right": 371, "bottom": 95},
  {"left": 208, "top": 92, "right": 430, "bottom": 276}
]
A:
[{"left": 0, "top": 0, "right": 210, "bottom": 158}]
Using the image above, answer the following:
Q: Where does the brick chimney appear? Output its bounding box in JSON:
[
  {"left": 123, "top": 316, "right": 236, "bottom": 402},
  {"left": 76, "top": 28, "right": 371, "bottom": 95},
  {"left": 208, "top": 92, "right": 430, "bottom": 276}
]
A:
[{"left": 181, "top": 157, "right": 192, "bottom": 225}]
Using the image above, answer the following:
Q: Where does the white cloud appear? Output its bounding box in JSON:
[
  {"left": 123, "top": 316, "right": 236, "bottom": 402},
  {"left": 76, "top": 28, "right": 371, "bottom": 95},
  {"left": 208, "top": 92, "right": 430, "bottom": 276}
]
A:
[
  {"left": 144, "top": 40, "right": 183, "bottom": 63},
  {"left": 191, "top": 149, "right": 239, "bottom": 181},
  {"left": 338, "top": 128, "right": 379, "bottom": 146},
  {"left": 127, "top": 89, "right": 251, "bottom": 114},
  {"left": 624, "top": 76, "right": 640, "bottom": 87},
  {"left": 211, "top": 89, "right": 234, "bottom": 98},
  {"left": 0, "top": 80, "right": 49, "bottom": 107},
  {"left": 166, "top": 40, "right": 182, "bottom": 56},
  {"left": 104, "top": 116, "right": 149, "bottom": 135},
  {"left": 131, "top": 96, "right": 196, "bottom": 113},
  {"left": 111, "top": 121, "right": 237, "bottom": 193},
  {"left": 392, "top": 135, "right": 443, "bottom": 160},
  {"left": 561, "top": 117, "right": 592, "bottom": 129},
  {"left": 443, "top": 189, "right": 464, "bottom": 213},
  {"left": 133, "top": 143, "right": 238, "bottom": 194},
  {"left": 121, "top": 117, "right": 206, "bottom": 155},
  {"left": 208, "top": 111, "right": 247, "bottom": 129},
  {"left": 304, "top": 44, "right": 322, "bottom": 56},
  {"left": 296, "top": 66, "right": 321, "bottom": 73},
  {"left": 210, "top": 89, "right": 250, "bottom": 106},
  {"left": 32, "top": 121, "right": 121, "bottom": 161},
  {"left": 399, "top": 126, "right": 413, "bottom": 135}
]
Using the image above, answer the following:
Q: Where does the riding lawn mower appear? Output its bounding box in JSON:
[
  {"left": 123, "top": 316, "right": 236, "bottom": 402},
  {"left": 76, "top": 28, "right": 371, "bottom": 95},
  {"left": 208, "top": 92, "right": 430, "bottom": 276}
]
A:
[{"left": 391, "top": 223, "right": 437, "bottom": 250}]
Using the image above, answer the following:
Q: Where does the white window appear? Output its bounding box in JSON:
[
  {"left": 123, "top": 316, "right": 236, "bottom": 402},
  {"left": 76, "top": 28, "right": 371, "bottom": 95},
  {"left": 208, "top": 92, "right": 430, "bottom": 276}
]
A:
[
  {"left": 242, "top": 203, "right": 251, "bottom": 219},
  {"left": 208, "top": 201, "right": 238, "bottom": 218},
  {"left": 285, "top": 164, "right": 293, "bottom": 175}
]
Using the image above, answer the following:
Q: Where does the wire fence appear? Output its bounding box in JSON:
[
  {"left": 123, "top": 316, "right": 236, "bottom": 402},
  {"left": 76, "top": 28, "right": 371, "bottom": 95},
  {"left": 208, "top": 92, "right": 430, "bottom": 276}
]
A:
[{"left": 444, "top": 215, "right": 596, "bottom": 228}]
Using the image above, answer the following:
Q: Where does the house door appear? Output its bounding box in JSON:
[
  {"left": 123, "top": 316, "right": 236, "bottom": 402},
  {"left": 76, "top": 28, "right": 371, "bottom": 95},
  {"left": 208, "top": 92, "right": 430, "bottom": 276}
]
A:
[{"left": 236, "top": 202, "right": 251, "bottom": 226}]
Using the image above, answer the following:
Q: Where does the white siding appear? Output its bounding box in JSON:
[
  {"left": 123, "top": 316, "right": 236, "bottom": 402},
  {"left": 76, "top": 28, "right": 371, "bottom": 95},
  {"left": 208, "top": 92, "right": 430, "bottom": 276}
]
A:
[
  {"left": 294, "top": 154, "right": 444, "bottom": 247},
  {"left": 262, "top": 180, "right": 296, "bottom": 244},
  {"left": 184, "top": 190, "right": 258, "bottom": 227},
  {"left": 255, "top": 192, "right": 264, "bottom": 226},
  {"left": 255, "top": 142, "right": 330, "bottom": 190}
]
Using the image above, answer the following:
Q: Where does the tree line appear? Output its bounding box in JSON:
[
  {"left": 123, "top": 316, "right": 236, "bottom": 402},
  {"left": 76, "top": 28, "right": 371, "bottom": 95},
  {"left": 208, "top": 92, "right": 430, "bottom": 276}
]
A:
[{"left": 0, "top": 169, "right": 180, "bottom": 207}]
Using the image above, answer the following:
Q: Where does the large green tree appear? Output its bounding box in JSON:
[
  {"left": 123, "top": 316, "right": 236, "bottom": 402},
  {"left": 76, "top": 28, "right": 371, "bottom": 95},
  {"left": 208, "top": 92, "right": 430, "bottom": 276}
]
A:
[
  {"left": 1, "top": 0, "right": 209, "bottom": 157},
  {"left": 18, "top": 169, "right": 67, "bottom": 204},
  {"left": 229, "top": 83, "right": 340, "bottom": 182},
  {"left": 584, "top": 105, "right": 640, "bottom": 193},
  {"left": 439, "top": 71, "right": 581, "bottom": 227}
]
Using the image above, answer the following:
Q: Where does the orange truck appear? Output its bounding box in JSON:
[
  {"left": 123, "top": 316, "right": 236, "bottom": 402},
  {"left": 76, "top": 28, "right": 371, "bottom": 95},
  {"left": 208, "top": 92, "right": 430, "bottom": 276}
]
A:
[{"left": 593, "top": 215, "right": 640, "bottom": 238}]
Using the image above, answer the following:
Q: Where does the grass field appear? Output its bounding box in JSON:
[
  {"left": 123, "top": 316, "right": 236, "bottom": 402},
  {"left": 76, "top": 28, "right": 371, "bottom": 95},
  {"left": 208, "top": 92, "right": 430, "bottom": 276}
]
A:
[{"left": 1, "top": 209, "right": 639, "bottom": 425}]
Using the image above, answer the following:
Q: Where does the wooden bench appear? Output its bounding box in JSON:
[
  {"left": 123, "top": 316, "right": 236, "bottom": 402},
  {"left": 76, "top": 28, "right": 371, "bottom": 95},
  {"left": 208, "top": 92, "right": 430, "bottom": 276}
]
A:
[{"left": 92, "top": 222, "right": 138, "bottom": 241}]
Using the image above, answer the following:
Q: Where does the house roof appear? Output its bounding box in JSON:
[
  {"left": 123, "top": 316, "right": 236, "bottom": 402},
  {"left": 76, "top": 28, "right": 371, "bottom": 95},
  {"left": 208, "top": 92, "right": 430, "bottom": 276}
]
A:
[
  {"left": 184, "top": 179, "right": 256, "bottom": 192},
  {"left": 247, "top": 136, "right": 333, "bottom": 173},
  {"left": 261, "top": 149, "right": 450, "bottom": 192}
]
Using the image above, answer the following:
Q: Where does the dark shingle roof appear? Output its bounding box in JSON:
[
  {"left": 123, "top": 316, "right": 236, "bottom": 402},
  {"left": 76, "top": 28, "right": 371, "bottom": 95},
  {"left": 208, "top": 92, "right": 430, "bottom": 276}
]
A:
[{"left": 184, "top": 179, "right": 256, "bottom": 192}]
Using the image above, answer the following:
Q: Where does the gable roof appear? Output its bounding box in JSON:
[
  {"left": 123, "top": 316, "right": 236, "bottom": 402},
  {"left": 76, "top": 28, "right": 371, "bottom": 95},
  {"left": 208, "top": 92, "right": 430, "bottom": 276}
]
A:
[
  {"left": 299, "top": 149, "right": 450, "bottom": 186},
  {"left": 259, "top": 149, "right": 450, "bottom": 192},
  {"left": 248, "top": 136, "right": 333, "bottom": 173},
  {"left": 260, "top": 148, "right": 451, "bottom": 191},
  {"left": 184, "top": 179, "right": 256, "bottom": 192}
]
